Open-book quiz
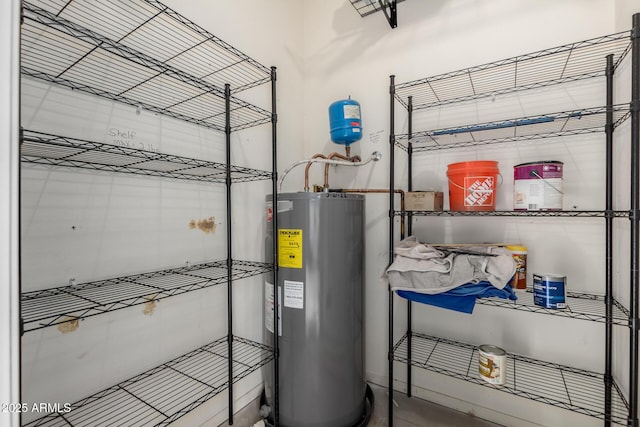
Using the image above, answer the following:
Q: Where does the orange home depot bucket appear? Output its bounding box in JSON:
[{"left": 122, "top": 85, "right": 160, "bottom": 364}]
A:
[{"left": 447, "top": 160, "right": 499, "bottom": 211}]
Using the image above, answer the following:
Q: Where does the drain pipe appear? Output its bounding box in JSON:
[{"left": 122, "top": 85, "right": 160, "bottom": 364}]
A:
[{"left": 278, "top": 151, "right": 382, "bottom": 192}]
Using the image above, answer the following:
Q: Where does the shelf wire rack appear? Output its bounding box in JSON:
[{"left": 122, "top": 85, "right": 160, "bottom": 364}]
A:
[
  {"left": 349, "top": 0, "right": 406, "bottom": 17},
  {"left": 393, "top": 210, "right": 631, "bottom": 218},
  {"left": 394, "top": 105, "right": 631, "bottom": 152},
  {"left": 394, "top": 31, "right": 632, "bottom": 110},
  {"left": 476, "top": 289, "right": 629, "bottom": 325},
  {"left": 393, "top": 332, "right": 629, "bottom": 425},
  {"left": 21, "top": 260, "right": 273, "bottom": 332},
  {"left": 21, "top": 0, "right": 272, "bottom": 132},
  {"left": 23, "top": 336, "right": 273, "bottom": 427},
  {"left": 20, "top": 130, "right": 272, "bottom": 183},
  {"left": 394, "top": 287, "right": 629, "bottom": 326}
]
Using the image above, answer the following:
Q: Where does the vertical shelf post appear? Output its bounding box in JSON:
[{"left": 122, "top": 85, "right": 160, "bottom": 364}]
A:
[
  {"left": 225, "top": 83, "right": 234, "bottom": 424},
  {"left": 406, "top": 95, "right": 413, "bottom": 398},
  {"left": 605, "top": 53, "right": 614, "bottom": 427},
  {"left": 270, "top": 66, "right": 280, "bottom": 427},
  {"left": 407, "top": 96, "right": 413, "bottom": 237},
  {"left": 388, "top": 74, "right": 396, "bottom": 427},
  {"left": 629, "top": 12, "right": 640, "bottom": 427}
]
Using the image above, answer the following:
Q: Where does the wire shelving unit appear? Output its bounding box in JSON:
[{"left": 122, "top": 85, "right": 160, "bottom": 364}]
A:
[
  {"left": 387, "top": 20, "right": 639, "bottom": 426},
  {"left": 20, "top": 0, "right": 280, "bottom": 425}
]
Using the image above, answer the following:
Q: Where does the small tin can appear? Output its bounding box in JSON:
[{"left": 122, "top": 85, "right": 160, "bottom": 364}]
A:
[
  {"left": 533, "top": 274, "right": 567, "bottom": 309},
  {"left": 478, "top": 344, "right": 506, "bottom": 385}
]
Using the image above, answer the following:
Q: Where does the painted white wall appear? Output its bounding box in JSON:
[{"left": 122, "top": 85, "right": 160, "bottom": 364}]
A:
[
  {"left": 1, "top": 0, "right": 20, "bottom": 426},
  {"left": 9, "top": 0, "right": 640, "bottom": 426}
]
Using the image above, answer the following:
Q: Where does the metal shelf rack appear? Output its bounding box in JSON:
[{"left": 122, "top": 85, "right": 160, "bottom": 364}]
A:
[
  {"left": 20, "top": 130, "right": 272, "bottom": 183},
  {"left": 21, "top": 260, "right": 273, "bottom": 333},
  {"left": 394, "top": 210, "right": 630, "bottom": 217},
  {"left": 477, "top": 290, "right": 629, "bottom": 325},
  {"left": 21, "top": 1, "right": 272, "bottom": 132},
  {"left": 349, "top": 0, "right": 405, "bottom": 17},
  {"left": 19, "top": 0, "right": 280, "bottom": 425},
  {"left": 387, "top": 18, "right": 640, "bottom": 426},
  {"left": 349, "top": 0, "right": 406, "bottom": 28},
  {"left": 24, "top": 336, "right": 273, "bottom": 427},
  {"left": 393, "top": 333, "right": 629, "bottom": 425},
  {"left": 393, "top": 31, "right": 631, "bottom": 110},
  {"left": 394, "top": 105, "right": 631, "bottom": 152}
]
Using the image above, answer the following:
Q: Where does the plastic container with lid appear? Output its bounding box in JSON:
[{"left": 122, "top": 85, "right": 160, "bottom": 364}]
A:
[{"left": 506, "top": 244, "right": 527, "bottom": 289}]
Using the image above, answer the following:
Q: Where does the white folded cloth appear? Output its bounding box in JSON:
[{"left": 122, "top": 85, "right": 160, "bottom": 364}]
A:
[{"left": 386, "top": 236, "right": 516, "bottom": 293}]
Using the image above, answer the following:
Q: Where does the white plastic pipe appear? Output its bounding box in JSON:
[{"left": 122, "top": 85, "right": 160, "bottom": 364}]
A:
[{"left": 278, "top": 151, "right": 382, "bottom": 192}]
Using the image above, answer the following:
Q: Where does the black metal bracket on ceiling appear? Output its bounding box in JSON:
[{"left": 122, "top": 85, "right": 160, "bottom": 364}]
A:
[
  {"left": 350, "top": 0, "right": 403, "bottom": 29},
  {"left": 379, "top": 0, "right": 398, "bottom": 28}
]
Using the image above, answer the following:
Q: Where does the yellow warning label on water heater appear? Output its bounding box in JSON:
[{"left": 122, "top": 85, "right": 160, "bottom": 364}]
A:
[{"left": 278, "top": 229, "right": 302, "bottom": 269}]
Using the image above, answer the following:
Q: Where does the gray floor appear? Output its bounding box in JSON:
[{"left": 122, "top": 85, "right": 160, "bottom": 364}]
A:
[{"left": 219, "top": 383, "right": 502, "bottom": 427}]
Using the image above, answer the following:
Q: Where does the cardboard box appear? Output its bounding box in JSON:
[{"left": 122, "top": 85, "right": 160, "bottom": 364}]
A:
[{"left": 405, "top": 191, "right": 444, "bottom": 211}]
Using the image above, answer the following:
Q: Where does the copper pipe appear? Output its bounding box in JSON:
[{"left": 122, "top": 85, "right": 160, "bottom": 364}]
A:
[
  {"left": 337, "top": 188, "right": 407, "bottom": 239},
  {"left": 324, "top": 152, "right": 361, "bottom": 188},
  {"left": 304, "top": 154, "right": 327, "bottom": 191}
]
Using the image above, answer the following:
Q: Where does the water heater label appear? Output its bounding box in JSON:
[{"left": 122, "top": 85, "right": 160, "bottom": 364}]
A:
[
  {"left": 265, "top": 282, "right": 282, "bottom": 336},
  {"left": 284, "top": 280, "right": 304, "bottom": 309},
  {"left": 278, "top": 229, "right": 302, "bottom": 268}
]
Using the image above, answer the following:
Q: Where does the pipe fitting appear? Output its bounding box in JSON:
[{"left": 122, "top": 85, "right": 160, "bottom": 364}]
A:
[{"left": 278, "top": 151, "right": 382, "bottom": 192}]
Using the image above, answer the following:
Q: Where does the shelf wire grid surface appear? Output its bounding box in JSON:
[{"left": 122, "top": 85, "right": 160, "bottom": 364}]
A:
[
  {"left": 349, "top": 0, "right": 406, "bottom": 17},
  {"left": 21, "top": 0, "right": 272, "bottom": 132},
  {"left": 395, "top": 283, "right": 629, "bottom": 326},
  {"left": 394, "top": 210, "right": 631, "bottom": 218},
  {"left": 476, "top": 290, "right": 629, "bottom": 325},
  {"left": 394, "top": 105, "right": 630, "bottom": 152},
  {"left": 22, "top": 260, "right": 273, "bottom": 332},
  {"left": 394, "top": 31, "right": 631, "bottom": 110},
  {"left": 393, "top": 333, "right": 629, "bottom": 424},
  {"left": 23, "top": 336, "right": 273, "bottom": 427},
  {"left": 20, "top": 130, "right": 272, "bottom": 183}
]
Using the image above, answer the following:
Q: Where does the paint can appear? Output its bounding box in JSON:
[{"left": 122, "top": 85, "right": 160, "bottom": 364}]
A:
[
  {"left": 533, "top": 274, "right": 567, "bottom": 309},
  {"left": 478, "top": 344, "right": 506, "bottom": 385},
  {"left": 513, "top": 161, "right": 563, "bottom": 211},
  {"left": 506, "top": 244, "right": 527, "bottom": 290}
]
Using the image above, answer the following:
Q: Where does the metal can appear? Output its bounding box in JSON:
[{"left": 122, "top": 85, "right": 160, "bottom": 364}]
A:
[
  {"left": 478, "top": 344, "right": 506, "bottom": 385},
  {"left": 533, "top": 274, "right": 567, "bottom": 309},
  {"left": 513, "top": 161, "right": 563, "bottom": 211}
]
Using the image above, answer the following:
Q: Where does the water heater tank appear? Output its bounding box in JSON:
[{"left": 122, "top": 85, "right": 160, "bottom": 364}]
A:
[
  {"left": 264, "top": 192, "right": 366, "bottom": 427},
  {"left": 329, "top": 99, "right": 362, "bottom": 145}
]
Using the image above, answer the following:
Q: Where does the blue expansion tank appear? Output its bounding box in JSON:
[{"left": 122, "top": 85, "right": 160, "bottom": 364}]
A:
[{"left": 329, "top": 98, "right": 362, "bottom": 145}]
